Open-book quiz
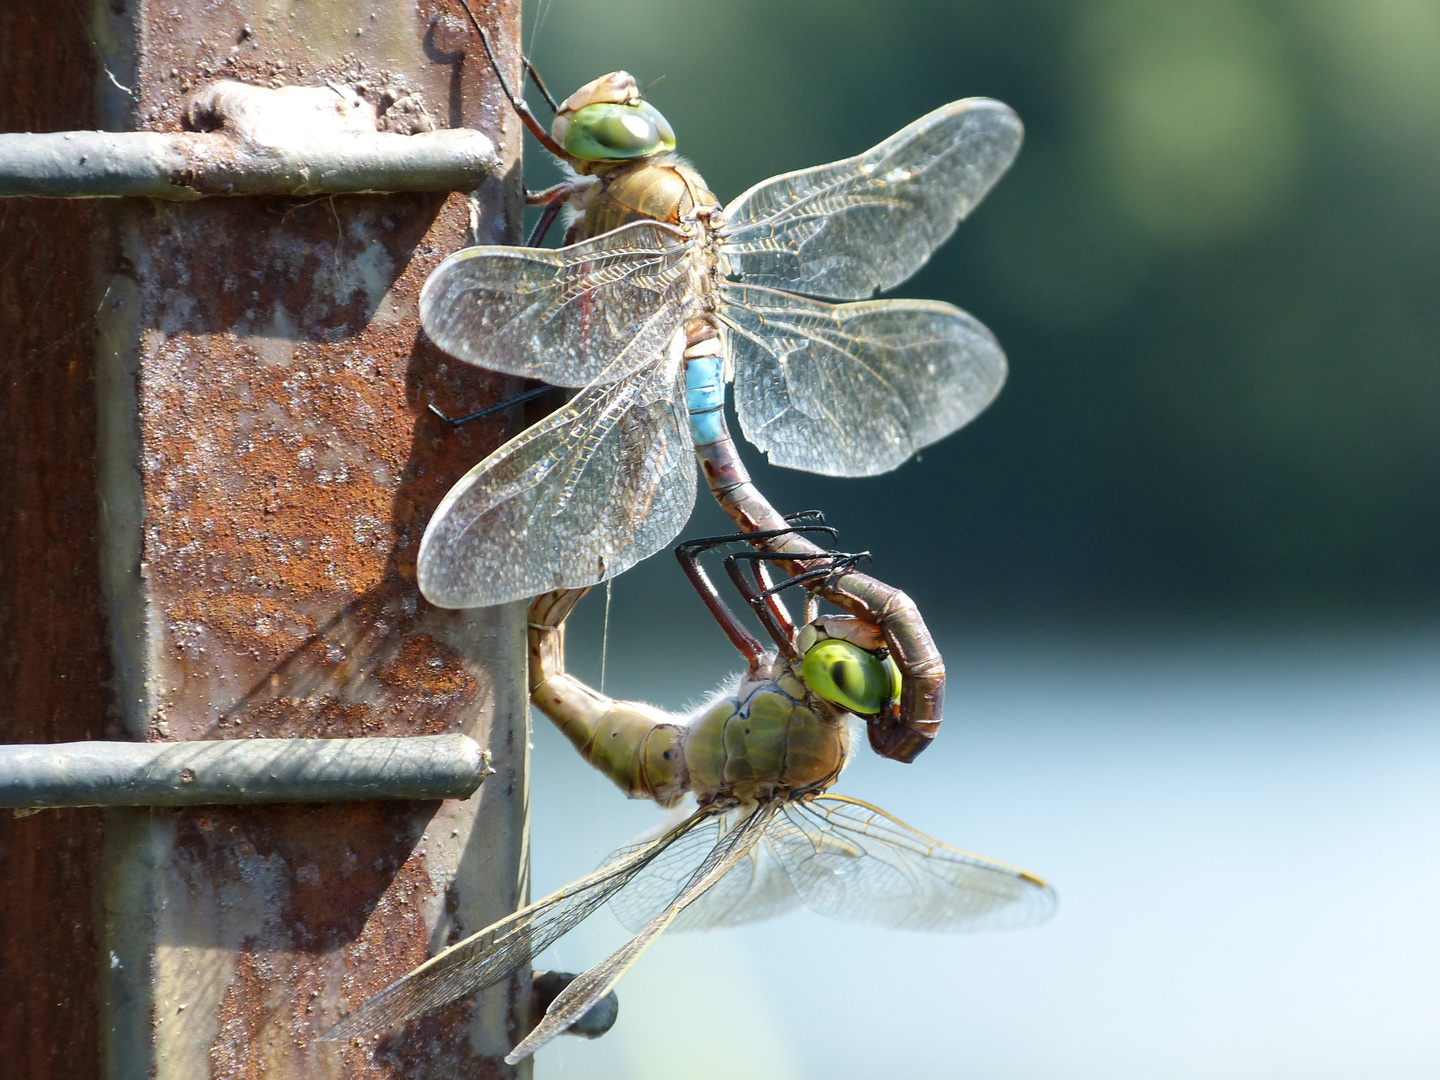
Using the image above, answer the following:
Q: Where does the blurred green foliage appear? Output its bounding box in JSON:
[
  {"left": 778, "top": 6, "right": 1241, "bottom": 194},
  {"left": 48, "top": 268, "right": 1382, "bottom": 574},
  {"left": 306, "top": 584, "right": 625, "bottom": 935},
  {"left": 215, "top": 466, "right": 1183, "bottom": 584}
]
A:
[{"left": 519, "top": 0, "right": 1439, "bottom": 620}]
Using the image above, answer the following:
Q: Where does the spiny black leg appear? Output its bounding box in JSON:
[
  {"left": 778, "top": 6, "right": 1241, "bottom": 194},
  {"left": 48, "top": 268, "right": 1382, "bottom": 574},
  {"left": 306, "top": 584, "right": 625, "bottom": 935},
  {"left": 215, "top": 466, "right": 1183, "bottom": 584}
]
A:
[
  {"left": 672, "top": 521, "right": 838, "bottom": 561},
  {"left": 428, "top": 384, "right": 555, "bottom": 427},
  {"left": 723, "top": 549, "right": 872, "bottom": 599},
  {"left": 673, "top": 514, "right": 846, "bottom": 660},
  {"left": 746, "top": 557, "right": 797, "bottom": 645}
]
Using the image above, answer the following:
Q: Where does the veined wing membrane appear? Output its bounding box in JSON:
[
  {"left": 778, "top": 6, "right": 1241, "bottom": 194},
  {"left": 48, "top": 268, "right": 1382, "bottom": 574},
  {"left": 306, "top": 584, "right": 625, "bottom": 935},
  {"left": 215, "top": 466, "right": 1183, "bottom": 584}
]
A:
[
  {"left": 724, "top": 283, "right": 1006, "bottom": 477},
  {"left": 419, "top": 220, "right": 695, "bottom": 387},
  {"left": 417, "top": 340, "right": 695, "bottom": 608},
  {"left": 721, "top": 99, "right": 1022, "bottom": 300},
  {"left": 507, "top": 804, "right": 779, "bottom": 1063},
  {"left": 607, "top": 807, "right": 803, "bottom": 932},
  {"left": 772, "top": 794, "right": 1057, "bottom": 932},
  {"left": 318, "top": 807, "right": 719, "bottom": 1043}
]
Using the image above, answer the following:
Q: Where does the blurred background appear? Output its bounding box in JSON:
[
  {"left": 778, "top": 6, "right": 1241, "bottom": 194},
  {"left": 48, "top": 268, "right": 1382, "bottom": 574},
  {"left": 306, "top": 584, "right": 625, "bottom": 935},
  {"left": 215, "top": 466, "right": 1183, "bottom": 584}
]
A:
[{"left": 504, "top": 1, "right": 1440, "bottom": 1076}]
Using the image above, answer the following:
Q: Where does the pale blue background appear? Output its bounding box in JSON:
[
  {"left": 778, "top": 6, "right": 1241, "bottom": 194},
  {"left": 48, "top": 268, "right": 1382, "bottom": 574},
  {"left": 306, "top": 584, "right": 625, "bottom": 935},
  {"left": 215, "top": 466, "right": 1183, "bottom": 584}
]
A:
[
  {"left": 501, "top": 0, "right": 1440, "bottom": 1074},
  {"left": 525, "top": 607, "right": 1440, "bottom": 1078}
]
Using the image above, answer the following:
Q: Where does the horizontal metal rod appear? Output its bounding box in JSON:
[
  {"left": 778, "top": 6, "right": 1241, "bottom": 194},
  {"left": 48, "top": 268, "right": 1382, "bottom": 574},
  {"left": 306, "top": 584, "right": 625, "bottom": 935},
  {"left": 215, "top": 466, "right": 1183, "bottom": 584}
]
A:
[
  {"left": 0, "top": 128, "right": 499, "bottom": 199},
  {"left": 0, "top": 733, "right": 490, "bottom": 809}
]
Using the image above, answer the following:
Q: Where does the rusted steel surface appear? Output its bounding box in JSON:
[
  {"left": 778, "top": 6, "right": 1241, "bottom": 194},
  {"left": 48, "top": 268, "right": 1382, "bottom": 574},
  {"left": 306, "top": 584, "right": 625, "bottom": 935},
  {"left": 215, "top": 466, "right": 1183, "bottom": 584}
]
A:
[
  {"left": 4, "top": 1, "right": 534, "bottom": 1078},
  {"left": 0, "top": 3, "right": 109, "bottom": 1078}
]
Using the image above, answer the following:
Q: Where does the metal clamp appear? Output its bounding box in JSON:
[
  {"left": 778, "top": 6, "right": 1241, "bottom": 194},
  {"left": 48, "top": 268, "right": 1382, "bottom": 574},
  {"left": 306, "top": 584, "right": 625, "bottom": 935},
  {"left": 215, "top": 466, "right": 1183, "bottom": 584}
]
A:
[
  {"left": 0, "top": 80, "right": 499, "bottom": 200},
  {"left": 0, "top": 733, "right": 491, "bottom": 810}
]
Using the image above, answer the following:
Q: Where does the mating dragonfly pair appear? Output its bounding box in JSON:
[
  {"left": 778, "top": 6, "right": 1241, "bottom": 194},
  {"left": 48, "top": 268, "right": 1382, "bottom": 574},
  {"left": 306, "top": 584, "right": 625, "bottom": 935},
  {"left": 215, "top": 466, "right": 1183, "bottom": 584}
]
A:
[{"left": 323, "top": 5, "right": 1052, "bottom": 1062}]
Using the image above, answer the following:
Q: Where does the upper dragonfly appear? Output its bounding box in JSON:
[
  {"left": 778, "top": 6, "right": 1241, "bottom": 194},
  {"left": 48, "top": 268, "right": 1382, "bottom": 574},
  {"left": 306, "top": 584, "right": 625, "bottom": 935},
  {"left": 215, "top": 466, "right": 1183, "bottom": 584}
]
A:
[{"left": 418, "top": 28, "right": 1021, "bottom": 610}]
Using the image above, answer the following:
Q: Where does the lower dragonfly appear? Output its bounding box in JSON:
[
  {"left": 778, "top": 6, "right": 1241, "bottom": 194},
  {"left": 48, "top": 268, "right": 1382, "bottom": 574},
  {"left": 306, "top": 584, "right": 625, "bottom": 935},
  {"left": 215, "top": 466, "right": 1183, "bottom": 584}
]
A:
[{"left": 320, "top": 526, "right": 1055, "bottom": 1062}]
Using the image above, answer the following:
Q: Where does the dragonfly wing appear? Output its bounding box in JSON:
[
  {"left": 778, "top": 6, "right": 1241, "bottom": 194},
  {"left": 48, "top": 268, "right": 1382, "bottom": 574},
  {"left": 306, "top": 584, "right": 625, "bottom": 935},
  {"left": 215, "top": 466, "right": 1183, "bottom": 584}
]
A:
[
  {"left": 506, "top": 804, "right": 778, "bottom": 1063},
  {"left": 417, "top": 338, "right": 696, "bottom": 608},
  {"left": 607, "top": 806, "right": 803, "bottom": 932},
  {"left": 770, "top": 794, "right": 1057, "bottom": 932},
  {"left": 720, "top": 98, "right": 1021, "bottom": 299},
  {"left": 420, "top": 220, "right": 695, "bottom": 387},
  {"left": 724, "top": 283, "right": 1006, "bottom": 476},
  {"left": 318, "top": 807, "right": 717, "bottom": 1042}
]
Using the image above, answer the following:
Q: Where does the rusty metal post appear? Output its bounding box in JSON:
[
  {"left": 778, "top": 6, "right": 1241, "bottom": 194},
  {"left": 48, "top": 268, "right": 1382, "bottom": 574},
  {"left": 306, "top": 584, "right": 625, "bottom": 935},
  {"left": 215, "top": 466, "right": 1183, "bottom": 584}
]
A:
[{"left": 0, "top": 2, "right": 533, "bottom": 1077}]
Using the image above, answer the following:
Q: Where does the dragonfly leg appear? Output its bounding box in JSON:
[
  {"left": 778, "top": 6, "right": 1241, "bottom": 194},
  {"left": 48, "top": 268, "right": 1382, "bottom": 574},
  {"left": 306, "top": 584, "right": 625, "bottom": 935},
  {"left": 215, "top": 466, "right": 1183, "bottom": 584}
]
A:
[
  {"left": 674, "top": 539, "right": 765, "bottom": 668},
  {"left": 526, "top": 200, "right": 566, "bottom": 247},
  {"left": 743, "top": 558, "right": 796, "bottom": 651},
  {"left": 426, "top": 383, "right": 557, "bottom": 427},
  {"left": 672, "top": 517, "right": 839, "bottom": 556},
  {"left": 521, "top": 55, "right": 560, "bottom": 114},
  {"left": 524, "top": 181, "right": 591, "bottom": 246},
  {"left": 454, "top": 0, "right": 569, "bottom": 157},
  {"left": 719, "top": 554, "right": 794, "bottom": 656},
  {"left": 675, "top": 520, "right": 842, "bottom": 659},
  {"left": 724, "top": 549, "right": 872, "bottom": 600},
  {"left": 722, "top": 548, "right": 872, "bottom": 652}
]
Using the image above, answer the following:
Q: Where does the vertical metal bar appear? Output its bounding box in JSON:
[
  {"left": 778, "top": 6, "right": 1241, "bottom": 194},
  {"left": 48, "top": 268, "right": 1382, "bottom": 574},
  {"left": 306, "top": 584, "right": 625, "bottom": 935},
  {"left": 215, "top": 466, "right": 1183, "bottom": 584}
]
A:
[
  {"left": 1, "top": 2, "right": 532, "bottom": 1077},
  {"left": 0, "top": 4, "right": 109, "bottom": 1077}
]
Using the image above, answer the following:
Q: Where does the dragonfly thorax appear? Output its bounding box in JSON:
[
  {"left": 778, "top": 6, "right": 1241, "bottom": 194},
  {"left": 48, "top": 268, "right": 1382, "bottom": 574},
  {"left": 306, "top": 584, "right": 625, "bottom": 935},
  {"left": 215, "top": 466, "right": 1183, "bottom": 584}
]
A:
[
  {"left": 682, "top": 659, "right": 850, "bottom": 805},
  {"left": 579, "top": 158, "right": 718, "bottom": 236}
]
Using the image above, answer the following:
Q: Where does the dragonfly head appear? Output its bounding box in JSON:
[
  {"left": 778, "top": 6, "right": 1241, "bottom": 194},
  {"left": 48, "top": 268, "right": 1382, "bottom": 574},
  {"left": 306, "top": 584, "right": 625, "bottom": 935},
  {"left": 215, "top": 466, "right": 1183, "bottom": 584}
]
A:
[
  {"left": 551, "top": 72, "right": 677, "bottom": 163},
  {"left": 795, "top": 617, "right": 903, "bottom": 720}
]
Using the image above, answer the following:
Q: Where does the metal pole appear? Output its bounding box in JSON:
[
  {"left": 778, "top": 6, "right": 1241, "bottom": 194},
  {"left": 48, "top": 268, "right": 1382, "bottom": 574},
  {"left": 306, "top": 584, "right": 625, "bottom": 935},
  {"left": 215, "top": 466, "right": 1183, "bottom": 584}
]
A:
[{"left": 0, "top": 2, "right": 532, "bottom": 1077}]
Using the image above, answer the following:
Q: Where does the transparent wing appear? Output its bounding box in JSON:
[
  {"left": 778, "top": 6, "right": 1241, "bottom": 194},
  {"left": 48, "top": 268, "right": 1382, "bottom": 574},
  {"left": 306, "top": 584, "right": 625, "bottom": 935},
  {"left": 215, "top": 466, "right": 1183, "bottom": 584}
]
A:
[
  {"left": 417, "top": 338, "right": 695, "bottom": 608},
  {"left": 318, "top": 807, "right": 719, "bottom": 1043},
  {"left": 770, "top": 794, "right": 1057, "bottom": 932},
  {"left": 724, "top": 283, "right": 1006, "bottom": 476},
  {"left": 720, "top": 98, "right": 1022, "bottom": 300},
  {"left": 507, "top": 804, "right": 778, "bottom": 1063},
  {"left": 419, "top": 220, "right": 695, "bottom": 387},
  {"left": 607, "top": 807, "right": 803, "bottom": 933}
]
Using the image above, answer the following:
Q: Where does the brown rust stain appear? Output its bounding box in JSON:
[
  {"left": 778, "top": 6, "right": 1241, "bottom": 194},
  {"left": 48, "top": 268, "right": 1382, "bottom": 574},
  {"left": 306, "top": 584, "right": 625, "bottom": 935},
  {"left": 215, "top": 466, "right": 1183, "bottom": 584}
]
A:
[{"left": 131, "top": 188, "right": 528, "bottom": 742}]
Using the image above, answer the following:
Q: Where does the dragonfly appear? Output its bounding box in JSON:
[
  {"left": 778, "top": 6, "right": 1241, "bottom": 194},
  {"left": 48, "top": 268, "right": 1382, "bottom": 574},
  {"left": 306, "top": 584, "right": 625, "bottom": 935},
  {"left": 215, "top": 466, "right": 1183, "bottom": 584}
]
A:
[
  {"left": 320, "top": 526, "right": 1055, "bottom": 1062},
  {"left": 414, "top": 15, "right": 1021, "bottom": 759}
]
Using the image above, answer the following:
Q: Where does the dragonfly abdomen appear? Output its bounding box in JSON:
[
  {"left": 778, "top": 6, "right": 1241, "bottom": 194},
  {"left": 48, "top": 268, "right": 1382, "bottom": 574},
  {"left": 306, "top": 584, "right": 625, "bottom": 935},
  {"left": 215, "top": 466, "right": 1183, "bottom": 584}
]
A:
[
  {"left": 529, "top": 589, "right": 689, "bottom": 806},
  {"left": 684, "top": 337, "right": 727, "bottom": 448}
]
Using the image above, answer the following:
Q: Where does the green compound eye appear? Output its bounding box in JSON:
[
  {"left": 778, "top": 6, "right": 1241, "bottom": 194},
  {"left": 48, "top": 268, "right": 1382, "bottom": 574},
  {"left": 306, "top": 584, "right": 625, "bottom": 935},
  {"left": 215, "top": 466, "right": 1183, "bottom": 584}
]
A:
[
  {"left": 564, "top": 101, "right": 676, "bottom": 160},
  {"left": 802, "top": 639, "right": 895, "bottom": 716}
]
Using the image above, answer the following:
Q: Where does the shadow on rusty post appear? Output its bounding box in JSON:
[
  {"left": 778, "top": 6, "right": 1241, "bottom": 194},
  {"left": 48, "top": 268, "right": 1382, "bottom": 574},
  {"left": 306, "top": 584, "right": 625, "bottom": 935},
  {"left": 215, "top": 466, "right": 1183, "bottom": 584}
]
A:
[{"left": 103, "top": 166, "right": 535, "bottom": 1065}]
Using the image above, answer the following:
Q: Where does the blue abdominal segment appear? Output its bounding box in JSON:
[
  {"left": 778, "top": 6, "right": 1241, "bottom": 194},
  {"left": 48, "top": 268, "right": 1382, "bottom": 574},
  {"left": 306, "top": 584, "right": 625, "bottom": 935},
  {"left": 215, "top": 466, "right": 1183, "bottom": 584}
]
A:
[{"left": 685, "top": 353, "right": 727, "bottom": 447}]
